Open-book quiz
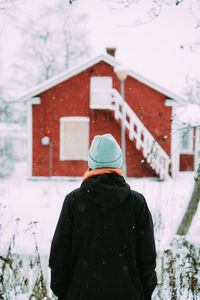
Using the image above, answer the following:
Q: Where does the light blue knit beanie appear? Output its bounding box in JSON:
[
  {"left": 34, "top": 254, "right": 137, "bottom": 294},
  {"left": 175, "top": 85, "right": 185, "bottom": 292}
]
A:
[{"left": 88, "top": 134, "right": 122, "bottom": 170}]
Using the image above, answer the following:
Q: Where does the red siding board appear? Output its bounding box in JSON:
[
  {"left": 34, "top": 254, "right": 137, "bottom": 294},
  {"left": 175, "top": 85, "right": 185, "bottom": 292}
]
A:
[
  {"left": 180, "top": 154, "right": 194, "bottom": 171},
  {"left": 32, "top": 60, "right": 172, "bottom": 178}
]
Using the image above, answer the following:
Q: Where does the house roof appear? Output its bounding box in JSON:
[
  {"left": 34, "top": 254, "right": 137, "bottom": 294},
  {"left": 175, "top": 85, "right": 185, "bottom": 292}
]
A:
[{"left": 18, "top": 53, "right": 186, "bottom": 103}]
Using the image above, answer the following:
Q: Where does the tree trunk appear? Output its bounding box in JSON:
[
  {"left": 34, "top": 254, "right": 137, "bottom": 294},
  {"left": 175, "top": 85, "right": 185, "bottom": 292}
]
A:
[{"left": 177, "top": 161, "right": 200, "bottom": 235}]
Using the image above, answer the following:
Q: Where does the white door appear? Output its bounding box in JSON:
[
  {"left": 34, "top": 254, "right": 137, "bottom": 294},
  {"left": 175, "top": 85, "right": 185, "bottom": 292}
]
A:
[{"left": 90, "top": 76, "right": 113, "bottom": 109}]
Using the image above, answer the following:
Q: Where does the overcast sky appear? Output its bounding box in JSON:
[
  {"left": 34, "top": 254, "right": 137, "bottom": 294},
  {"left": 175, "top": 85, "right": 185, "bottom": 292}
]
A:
[
  {"left": 0, "top": 0, "right": 199, "bottom": 99},
  {"left": 81, "top": 0, "right": 200, "bottom": 97}
]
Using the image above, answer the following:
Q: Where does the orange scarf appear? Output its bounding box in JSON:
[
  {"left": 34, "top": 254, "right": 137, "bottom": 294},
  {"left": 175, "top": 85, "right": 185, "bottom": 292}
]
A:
[{"left": 82, "top": 168, "right": 123, "bottom": 182}]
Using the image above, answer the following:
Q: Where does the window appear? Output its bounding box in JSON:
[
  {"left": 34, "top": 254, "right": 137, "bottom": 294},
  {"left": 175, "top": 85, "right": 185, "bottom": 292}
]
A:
[
  {"left": 180, "top": 127, "right": 194, "bottom": 154},
  {"left": 60, "top": 117, "right": 89, "bottom": 160}
]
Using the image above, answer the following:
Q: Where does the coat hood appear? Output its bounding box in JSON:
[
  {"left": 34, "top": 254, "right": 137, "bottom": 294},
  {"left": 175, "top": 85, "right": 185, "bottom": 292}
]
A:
[{"left": 80, "top": 173, "right": 131, "bottom": 209}]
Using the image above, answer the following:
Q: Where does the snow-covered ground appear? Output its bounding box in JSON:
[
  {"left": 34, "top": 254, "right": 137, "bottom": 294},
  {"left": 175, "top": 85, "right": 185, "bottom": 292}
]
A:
[
  {"left": 1, "top": 162, "right": 200, "bottom": 299},
  {"left": 0, "top": 162, "right": 198, "bottom": 257}
]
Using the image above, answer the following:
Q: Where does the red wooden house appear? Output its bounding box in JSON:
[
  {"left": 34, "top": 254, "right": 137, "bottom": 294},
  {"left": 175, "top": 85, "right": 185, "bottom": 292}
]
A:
[{"left": 20, "top": 51, "right": 200, "bottom": 179}]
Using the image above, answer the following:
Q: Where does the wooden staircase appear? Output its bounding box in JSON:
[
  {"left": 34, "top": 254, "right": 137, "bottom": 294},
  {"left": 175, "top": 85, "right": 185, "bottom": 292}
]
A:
[{"left": 90, "top": 88, "right": 171, "bottom": 180}]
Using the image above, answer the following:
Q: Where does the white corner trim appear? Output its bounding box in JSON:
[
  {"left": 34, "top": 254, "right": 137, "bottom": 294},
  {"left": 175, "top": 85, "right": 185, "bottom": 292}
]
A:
[
  {"left": 165, "top": 99, "right": 176, "bottom": 107},
  {"left": 27, "top": 99, "right": 41, "bottom": 178},
  {"left": 31, "top": 97, "right": 41, "bottom": 104},
  {"left": 194, "top": 127, "right": 200, "bottom": 170},
  {"left": 27, "top": 102, "right": 33, "bottom": 178},
  {"left": 170, "top": 106, "right": 180, "bottom": 177},
  {"left": 165, "top": 98, "right": 190, "bottom": 107}
]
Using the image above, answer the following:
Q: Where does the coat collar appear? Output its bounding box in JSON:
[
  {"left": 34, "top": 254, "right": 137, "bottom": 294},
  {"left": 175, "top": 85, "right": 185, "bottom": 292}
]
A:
[{"left": 82, "top": 168, "right": 123, "bottom": 182}]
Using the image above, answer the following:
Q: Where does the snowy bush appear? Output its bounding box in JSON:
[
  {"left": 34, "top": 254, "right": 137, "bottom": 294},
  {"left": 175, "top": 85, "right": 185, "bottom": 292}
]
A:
[
  {"left": 0, "top": 219, "right": 56, "bottom": 300},
  {"left": 155, "top": 236, "right": 200, "bottom": 299},
  {"left": 0, "top": 241, "right": 29, "bottom": 298}
]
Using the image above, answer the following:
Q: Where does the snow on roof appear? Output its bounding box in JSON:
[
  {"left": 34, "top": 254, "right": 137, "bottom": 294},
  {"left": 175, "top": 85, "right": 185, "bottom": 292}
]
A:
[
  {"left": 17, "top": 53, "right": 186, "bottom": 103},
  {"left": 176, "top": 104, "right": 200, "bottom": 126}
]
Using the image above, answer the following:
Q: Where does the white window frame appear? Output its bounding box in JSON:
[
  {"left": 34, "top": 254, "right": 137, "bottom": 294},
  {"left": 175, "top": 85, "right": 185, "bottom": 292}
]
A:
[
  {"left": 60, "top": 116, "right": 89, "bottom": 161},
  {"left": 180, "top": 127, "right": 194, "bottom": 154}
]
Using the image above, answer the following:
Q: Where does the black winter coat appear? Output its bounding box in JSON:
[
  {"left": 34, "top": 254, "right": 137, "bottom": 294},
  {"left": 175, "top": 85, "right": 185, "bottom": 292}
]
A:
[{"left": 49, "top": 173, "right": 157, "bottom": 300}]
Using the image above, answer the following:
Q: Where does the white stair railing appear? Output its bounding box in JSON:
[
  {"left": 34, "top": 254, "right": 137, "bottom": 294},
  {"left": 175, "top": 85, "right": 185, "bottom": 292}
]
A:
[{"left": 91, "top": 88, "right": 170, "bottom": 180}]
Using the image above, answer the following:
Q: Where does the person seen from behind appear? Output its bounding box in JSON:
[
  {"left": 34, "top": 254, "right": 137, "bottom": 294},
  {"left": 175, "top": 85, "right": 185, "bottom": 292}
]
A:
[{"left": 49, "top": 133, "right": 157, "bottom": 300}]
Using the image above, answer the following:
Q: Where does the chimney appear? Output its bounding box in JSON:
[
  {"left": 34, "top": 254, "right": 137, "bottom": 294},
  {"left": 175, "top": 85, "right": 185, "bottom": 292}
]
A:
[{"left": 106, "top": 47, "right": 116, "bottom": 57}]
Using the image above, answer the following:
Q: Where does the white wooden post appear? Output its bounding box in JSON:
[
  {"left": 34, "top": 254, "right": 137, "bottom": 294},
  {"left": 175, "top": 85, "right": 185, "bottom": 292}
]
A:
[
  {"left": 171, "top": 106, "right": 180, "bottom": 177},
  {"left": 27, "top": 97, "right": 41, "bottom": 179}
]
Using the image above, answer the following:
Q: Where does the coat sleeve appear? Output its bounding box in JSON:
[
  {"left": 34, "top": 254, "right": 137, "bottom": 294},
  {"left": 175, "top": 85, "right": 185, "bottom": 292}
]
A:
[
  {"left": 49, "top": 195, "right": 73, "bottom": 299},
  {"left": 135, "top": 193, "right": 157, "bottom": 300}
]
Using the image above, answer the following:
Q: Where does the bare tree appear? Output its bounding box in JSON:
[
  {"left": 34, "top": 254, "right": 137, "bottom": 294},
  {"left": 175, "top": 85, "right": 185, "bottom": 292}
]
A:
[
  {"left": 1, "top": 0, "right": 90, "bottom": 101},
  {"left": 11, "top": 0, "right": 90, "bottom": 84},
  {"left": 184, "top": 77, "right": 200, "bottom": 104},
  {"left": 0, "top": 0, "right": 90, "bottom": 126}
]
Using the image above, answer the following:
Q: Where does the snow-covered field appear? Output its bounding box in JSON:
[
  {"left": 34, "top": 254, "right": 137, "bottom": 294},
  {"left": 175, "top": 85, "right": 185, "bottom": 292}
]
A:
[{"left": 0, "top": 162, "right": 200, "bottom": 299}]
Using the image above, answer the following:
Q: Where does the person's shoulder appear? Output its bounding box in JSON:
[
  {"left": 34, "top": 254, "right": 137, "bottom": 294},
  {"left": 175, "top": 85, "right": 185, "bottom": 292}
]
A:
[
  {"left": 130, "top": 189, "right": 152, "bottom": 223},
  {"left": 130, "top": 189, "right": 146, "bottom": 204},
  {"left": 129, "top": 189, "right": 147, "bottom": 212},
  {"left": 63, "top": 188, "right": 81, "bottom": 206}
]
